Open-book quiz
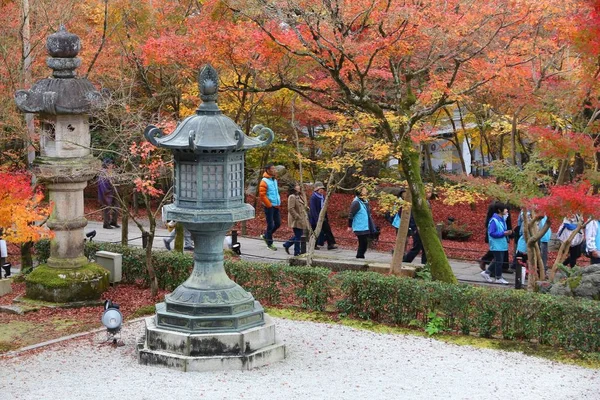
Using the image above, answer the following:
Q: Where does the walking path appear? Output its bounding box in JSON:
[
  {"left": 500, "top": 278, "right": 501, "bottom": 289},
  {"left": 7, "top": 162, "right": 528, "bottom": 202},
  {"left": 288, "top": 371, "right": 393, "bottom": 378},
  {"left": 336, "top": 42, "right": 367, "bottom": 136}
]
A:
[{"left": 86, "top": 220, "right": 512, "bottom": 286}]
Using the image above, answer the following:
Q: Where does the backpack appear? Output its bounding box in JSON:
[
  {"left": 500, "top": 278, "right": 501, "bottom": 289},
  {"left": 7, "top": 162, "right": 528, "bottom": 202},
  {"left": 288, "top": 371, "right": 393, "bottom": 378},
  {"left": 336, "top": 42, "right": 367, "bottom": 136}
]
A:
[{"left": 557, "top": 223, "right": 584, "bottom": 247}]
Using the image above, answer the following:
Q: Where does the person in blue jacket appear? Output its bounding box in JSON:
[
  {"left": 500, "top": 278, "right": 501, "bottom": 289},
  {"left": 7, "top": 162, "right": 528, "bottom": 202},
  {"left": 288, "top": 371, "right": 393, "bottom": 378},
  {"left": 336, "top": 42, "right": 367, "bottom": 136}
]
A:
[
  {"left": 481, "top": 203, "right": 512, "bottom": 284},
  {"left": 347, "top": 186, "right": 375, "bottom": 259},
  {"left": 259, "top": 163, "right": 281, "bottom": 250}
]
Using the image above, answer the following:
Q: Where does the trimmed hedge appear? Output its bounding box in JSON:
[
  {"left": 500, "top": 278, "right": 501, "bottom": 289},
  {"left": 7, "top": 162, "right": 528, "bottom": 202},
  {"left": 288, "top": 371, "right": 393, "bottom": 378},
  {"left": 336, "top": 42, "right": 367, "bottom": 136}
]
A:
[
  {"left": 335, "top": 271, "right": 600, "bottom": 352},
  {"left": 34, "top": 240, "right": 600, "bottom": 352},
  {"left": 82, "top": 242, "right": 331, "bottom": 311}
]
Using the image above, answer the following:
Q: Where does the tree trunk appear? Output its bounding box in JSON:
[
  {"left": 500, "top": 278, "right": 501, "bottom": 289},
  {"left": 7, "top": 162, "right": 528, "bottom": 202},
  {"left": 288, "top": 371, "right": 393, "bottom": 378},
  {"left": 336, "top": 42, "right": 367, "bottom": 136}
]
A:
[
  {"left": 399, "top": 149, "right": 456, "bottom": 283},
  {"left": 549, "top": 220, "right": 588, "bottom": 280},
  {"left": 523, "top": 212, "right": 549, "bottom": 287},
  {"left": 390, "top": 200, "right": 411, "bottom": 274},
  {"left": 305, "top": 172, "right": 336, "bottom": 267},
  {"left": 422, "top": 144, "right": 435, "bottom": 183},
  {"left": 21, "top": 0, "right": 35, "bottom": 166},
  {"left": 20, "top": 241, "right": 33, "bottom": 274},
  {"left": 443, "top": 107, "right": 467, "bottom": 175},
  {"left": 511, "top": 113, "right": 518, "bottom": 166},
  {"left": 120, "top": 186, "right": 130, "bottom": 246},
  {"left": 175, "top": 222, "right": 184, "bottom": 252},
  {"left": 145, "top": 219, "right": 158, "bottom": 296},
  {"left": 556, "top": 159, "right": 569, "bottom": 185}
]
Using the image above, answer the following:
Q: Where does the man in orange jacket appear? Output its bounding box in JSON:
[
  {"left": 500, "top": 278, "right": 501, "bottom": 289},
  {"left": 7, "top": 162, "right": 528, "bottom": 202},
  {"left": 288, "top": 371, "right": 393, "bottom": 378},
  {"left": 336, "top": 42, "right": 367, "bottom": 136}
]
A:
[{"left": 259, "top": 163, "right": 281, "bottom": 250}]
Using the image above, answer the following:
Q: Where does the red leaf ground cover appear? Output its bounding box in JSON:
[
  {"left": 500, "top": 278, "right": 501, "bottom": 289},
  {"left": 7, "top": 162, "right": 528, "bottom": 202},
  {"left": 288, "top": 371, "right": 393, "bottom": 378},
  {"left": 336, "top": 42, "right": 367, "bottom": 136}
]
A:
[{"left": 0, "top": 281, "right": 167, "bottom": 353}]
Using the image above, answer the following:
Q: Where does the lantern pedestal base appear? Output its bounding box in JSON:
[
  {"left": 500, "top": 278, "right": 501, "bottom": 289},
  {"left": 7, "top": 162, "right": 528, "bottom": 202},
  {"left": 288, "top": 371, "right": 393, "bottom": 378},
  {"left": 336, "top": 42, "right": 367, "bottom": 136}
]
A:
[
  {"left": 137, "top": 314, "right": 286, "bottom": 371},
  {"left": 24, "top": 263, "right": 109, "bottom": 303}
]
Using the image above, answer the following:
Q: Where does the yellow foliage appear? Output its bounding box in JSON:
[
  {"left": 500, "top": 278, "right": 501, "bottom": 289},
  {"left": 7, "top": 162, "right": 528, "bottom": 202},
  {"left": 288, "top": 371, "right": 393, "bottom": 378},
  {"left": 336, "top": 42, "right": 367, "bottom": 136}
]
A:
[{"left": 441, "top": 184, "right": 486, "bottom": 206}]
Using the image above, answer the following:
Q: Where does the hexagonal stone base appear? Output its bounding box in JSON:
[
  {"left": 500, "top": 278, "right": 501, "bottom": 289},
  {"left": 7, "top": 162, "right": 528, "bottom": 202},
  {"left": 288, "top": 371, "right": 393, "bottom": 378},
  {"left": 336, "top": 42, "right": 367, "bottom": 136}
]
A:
[
  {"left": 155, "top": 300, "right": 265, "bottom": 333},
  {"left": 137, "top": 314, "right": 285, "bottom": 372}
]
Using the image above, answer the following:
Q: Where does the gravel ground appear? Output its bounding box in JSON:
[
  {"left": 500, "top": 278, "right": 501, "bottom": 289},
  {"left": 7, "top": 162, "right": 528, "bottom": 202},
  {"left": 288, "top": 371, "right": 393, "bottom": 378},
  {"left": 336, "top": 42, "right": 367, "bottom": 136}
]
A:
[{"left": 0, "top": 317, "right": 598, "bottom": 400}]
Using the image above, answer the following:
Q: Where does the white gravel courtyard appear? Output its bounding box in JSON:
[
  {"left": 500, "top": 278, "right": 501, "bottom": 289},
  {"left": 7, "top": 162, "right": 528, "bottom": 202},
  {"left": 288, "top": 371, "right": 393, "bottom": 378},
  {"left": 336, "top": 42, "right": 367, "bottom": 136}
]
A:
[{"left": 1, "top": 317, "right": 598, "bottom": 400}]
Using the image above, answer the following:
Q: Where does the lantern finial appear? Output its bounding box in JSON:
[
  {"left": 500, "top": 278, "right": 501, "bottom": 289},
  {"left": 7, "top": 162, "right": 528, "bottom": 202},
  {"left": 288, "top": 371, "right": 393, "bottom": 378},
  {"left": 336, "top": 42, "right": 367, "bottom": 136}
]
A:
[{"left": 198, "top": 64, "right": 219, "bottom": 103}]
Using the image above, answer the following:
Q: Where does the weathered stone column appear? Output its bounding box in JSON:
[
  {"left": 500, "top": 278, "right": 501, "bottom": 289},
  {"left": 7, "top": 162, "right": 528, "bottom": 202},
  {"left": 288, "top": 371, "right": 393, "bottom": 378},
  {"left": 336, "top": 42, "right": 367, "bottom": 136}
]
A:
[{"left": 15, "top": 26, "right": 108, "bottom": 303}]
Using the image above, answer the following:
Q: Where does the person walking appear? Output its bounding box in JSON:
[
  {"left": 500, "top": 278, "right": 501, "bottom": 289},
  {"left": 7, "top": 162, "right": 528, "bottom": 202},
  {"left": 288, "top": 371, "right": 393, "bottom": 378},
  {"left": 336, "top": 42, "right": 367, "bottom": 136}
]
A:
[
  {"left": 480, "top": 203, "right": 512, "bottom": 284},
  {"left": 556, "top": 215, "right": 584, "bottom": 268},
  {"left": 480, "top": 201, "right": 513, "bottom": 274},
  {"left": 259, "top": 163, "right": 281, "bottom": 250},
  {"left": 388, "top": 189, "right": 407, "bottom": 233},
  {"left": 585, "top": 218, "right": 600, "bottom": 265},
  {"left": 163, "top": 221, "right": 194, "bottom": 251},
  {"left": 98, "top": 158, "right": 120, "bottom": 229},
  {"left": 283, "top": 183, "right": 309, "bottom": 256},
  {"left": 0, "top": 229, "right": 9, "bottom": 278},
  {"left": 402, "top": 188, "right": 431, "bottom": 265},
  {"left": 347, "top": 186, "right": 375, "bottom": 259},
  {"left": 309, "top": 182, "right": 338, "bottom": 250}
]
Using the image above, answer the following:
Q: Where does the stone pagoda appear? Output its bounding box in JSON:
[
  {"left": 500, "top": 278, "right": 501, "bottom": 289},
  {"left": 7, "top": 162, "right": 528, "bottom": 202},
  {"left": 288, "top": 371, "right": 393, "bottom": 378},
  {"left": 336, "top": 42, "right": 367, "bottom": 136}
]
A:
[
  {"left": 137, "top": 64, "right": 286, "bottom": 371},
  {"left": 14, "top": 26, "right": 109, "bottom": 302}
]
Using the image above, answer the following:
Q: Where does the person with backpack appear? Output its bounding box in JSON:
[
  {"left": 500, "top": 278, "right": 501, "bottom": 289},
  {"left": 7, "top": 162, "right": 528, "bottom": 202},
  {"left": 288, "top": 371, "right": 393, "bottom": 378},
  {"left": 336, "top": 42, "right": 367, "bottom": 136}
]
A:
[
  {"left": 557, "top": 215, "right": 584, "bottom": 268},
  {"left": 585, "top": 218, "right": 600, "bottom": 265}
]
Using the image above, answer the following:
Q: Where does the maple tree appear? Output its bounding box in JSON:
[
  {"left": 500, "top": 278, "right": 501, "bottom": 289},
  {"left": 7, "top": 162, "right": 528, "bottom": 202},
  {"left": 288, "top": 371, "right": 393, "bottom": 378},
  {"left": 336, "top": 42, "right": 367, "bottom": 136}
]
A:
[
  {"left": 1, "top": 0, "right": 599, "bottom": 287},
  {"left": 0, "top": 171, "right": 53, "bottom": 244},
  {"left": 528, "top": 182, "right": 600, "bottom": 280},
  {"left": 91, "top": 92, "right": 174, "bottom": 296},
  {"left": 190, "top": 0, "right": 592, "bottom": 283}
]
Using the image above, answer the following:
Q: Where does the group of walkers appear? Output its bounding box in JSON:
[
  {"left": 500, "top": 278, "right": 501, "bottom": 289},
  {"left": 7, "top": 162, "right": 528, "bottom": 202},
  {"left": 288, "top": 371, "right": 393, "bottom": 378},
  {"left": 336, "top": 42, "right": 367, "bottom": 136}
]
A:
[
  {"left": 479, "top": 200, "right": 600, "bottom": 285},
  {"left": 257, "top": 163, "right": 428, "bottom": 261},
  {"left": 258, "top": 163, "right": 340, "bottom": 256}
]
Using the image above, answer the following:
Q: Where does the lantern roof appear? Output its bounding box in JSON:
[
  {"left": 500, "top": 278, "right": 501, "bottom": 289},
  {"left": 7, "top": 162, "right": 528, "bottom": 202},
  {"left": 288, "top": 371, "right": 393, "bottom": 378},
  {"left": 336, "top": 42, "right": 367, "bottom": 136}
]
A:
[
  {"left": 144, "top": 64, "right": 273, "bottom": 152},
  {"left": 14, "top": 25, "right": 101, "bottom": 115}
]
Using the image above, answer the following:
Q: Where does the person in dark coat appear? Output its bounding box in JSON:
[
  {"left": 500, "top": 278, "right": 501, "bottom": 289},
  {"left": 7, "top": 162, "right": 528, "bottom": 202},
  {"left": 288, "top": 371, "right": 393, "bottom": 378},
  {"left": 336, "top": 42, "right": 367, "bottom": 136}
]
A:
[
  {"left": 308, "top": 182, "right": 337, "bottom": 250},
  {"left": 98, "top": 159, "right": 119, "bottom": 229}
]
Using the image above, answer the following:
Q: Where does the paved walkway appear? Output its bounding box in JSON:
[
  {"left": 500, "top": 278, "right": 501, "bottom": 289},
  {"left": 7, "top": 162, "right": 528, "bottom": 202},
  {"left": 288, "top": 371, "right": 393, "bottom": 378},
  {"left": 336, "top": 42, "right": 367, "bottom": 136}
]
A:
[{"left": 86, "top": 220, "right": 514, "bottom": 287}]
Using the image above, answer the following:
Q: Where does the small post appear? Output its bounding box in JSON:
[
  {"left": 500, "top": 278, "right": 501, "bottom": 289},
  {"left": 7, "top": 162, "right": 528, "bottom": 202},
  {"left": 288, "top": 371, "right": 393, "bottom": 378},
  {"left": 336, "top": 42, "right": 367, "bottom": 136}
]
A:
[
  {"left": 300, "top": 234, "right": 307, "bottom": 255},
  {"left": 515, "top": 257, "right": 523, "bottom": 289},
  {"left": 436, "top": 223, "right": 443, "bottom": 240},
  {"left": 231, "top": 230, "right": 238, "bottom": 246},
  {"left": 142, "top": 231, "right": 149, "bottom": 249}
]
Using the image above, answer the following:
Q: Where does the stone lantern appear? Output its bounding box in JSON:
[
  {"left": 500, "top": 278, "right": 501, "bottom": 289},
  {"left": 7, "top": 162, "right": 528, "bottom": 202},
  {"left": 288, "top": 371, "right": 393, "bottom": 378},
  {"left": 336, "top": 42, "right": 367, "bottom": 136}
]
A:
[
  {"left": 14, "top": 26, "right": 109, "bottom": 302},
  {"left": 137, "top": 65, "right": 285, "bottom": 371}
]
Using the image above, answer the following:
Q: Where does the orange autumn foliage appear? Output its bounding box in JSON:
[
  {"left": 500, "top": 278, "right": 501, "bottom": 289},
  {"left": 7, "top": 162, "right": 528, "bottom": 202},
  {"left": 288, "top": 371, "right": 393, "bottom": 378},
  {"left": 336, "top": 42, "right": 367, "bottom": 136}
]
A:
[{"left": 0, "top": 171, "right": 53, "bottom": 243}]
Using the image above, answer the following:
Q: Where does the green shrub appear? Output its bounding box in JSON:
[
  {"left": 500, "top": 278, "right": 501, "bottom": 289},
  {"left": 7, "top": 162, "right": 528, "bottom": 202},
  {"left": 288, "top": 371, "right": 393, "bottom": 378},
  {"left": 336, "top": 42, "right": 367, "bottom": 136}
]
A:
[
  {"left": 85, "top": 242, "right": 192, "bottom": 289},
  {"left": 334, "top": 271, "right": 600, "bottom": 352},
  {"left": 224, "top": 260, "right": 331, "bottom": 310},
  {"left": 441, "top": 221, "right": 473, "bottom": 241},
  {"left": 69, "top": 242, "right": 600, "bottom": 353},
  {"left": 34, "top": 239, "right": 51, "bottom": 265}
]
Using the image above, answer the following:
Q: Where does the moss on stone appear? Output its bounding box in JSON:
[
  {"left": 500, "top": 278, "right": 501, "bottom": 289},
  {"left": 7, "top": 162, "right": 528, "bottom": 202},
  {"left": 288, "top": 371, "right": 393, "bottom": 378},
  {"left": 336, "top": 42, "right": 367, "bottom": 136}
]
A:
[
  {"left": 26, "top": 264, "right": 108, "bottom": 288},
  {"left": 567, "top": 276, "right": 582, "bottom": 291},
  {"left": 25, "top": 263, "right": 109, "bottom": 303}
]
